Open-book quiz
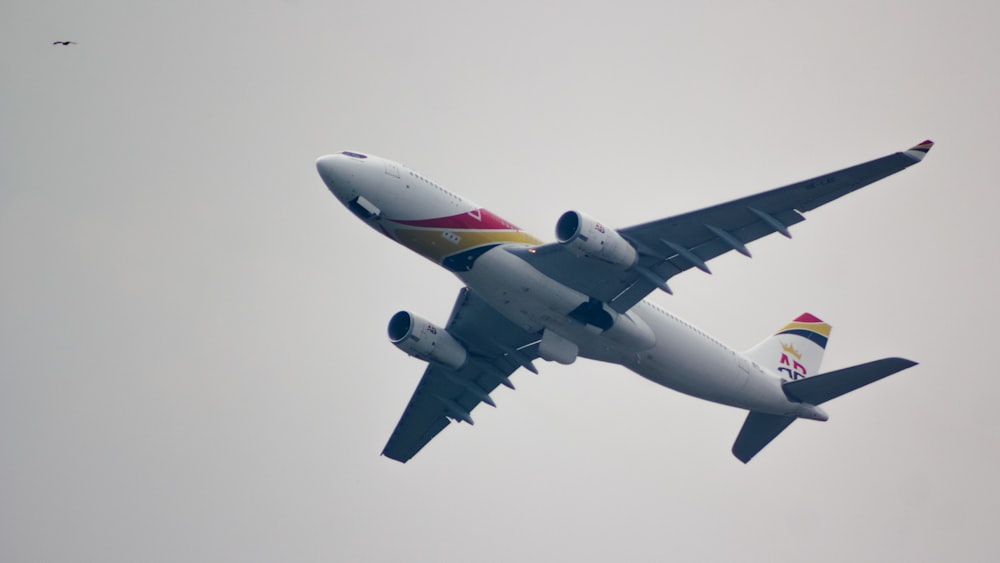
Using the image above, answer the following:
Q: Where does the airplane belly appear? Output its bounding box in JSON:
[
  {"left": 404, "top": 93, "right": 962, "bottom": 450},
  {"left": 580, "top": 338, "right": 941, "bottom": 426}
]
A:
[
  {"left": 460, "top": 247, "right": 803, "bottom": 415},
  {"left": 625, "top": 303, "right": 794, "bottom": 413},
  {"left": 629, "top": 313, "right": 747, "bottom": 404},
  {"left": 458, "top": 246, "right": 653, "bottom": 358},
  {"left": 459, "top": 246, "right": 587, "bottom": 330}
]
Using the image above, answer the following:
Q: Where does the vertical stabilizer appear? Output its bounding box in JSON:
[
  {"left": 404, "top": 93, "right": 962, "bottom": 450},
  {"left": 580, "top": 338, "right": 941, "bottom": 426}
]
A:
[{"left": 744, "top": 313, "right": 831, "bottom": 381}]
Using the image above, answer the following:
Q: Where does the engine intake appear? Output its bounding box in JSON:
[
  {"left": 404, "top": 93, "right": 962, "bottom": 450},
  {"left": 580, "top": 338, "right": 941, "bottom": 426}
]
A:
[
  {"left": 388, "top": 311, "right": 468, "bottom": 369},
  {"left": 555, "top": 210, "right": 637, "bottom": 268}
]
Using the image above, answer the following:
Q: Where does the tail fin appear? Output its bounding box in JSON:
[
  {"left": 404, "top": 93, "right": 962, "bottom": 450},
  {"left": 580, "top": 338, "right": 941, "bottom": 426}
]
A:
[
  {"left": 744, "top": 313, "right": 831, "bottom": 381},
  {"left": 732, "top": 357, "right": 918, "bottom": 463}
]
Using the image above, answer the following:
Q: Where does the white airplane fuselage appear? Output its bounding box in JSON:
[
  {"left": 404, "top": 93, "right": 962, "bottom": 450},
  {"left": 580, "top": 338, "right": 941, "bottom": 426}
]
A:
[{"left": 317, "top": 151, "right": 827, "bottom": 421}]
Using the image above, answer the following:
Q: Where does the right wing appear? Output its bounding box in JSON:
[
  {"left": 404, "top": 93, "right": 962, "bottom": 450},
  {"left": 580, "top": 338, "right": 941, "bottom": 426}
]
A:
[
  {"left": 382, "top": 288, "right": 542, "bottom": 463},
  {"left": 511, "top": 140, "right": 934, "bottom": 313}
]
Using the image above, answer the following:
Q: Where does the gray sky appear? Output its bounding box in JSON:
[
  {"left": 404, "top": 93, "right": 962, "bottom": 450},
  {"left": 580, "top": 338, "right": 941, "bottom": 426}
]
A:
[{"left": 3, "top": 1, "right": 998, "bottom": 561}]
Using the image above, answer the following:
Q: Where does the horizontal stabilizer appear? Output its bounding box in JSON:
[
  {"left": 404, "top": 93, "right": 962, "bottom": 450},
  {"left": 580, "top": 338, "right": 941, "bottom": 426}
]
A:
[
  {"left": 733, "top": 357, "right": 917, "bottom": 462},
  {"left": 782, "top": 357, "right": 917, "bottom": 405},
  {"left": 732, "top": 412, "right": 796, "bottom": 463}
]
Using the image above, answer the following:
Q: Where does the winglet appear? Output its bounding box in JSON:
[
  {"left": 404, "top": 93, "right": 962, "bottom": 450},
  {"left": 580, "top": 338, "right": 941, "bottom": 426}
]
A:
[{"left": 903, "top": 139, "right": 934, "bottom": 162}]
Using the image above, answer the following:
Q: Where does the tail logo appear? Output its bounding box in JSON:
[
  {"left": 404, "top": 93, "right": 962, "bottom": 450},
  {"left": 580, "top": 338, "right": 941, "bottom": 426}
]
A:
[
  {"left": 778, "top": 346, "right": 808, "bottom": 380},
  {"left": 772, "top": 313, "right": 831, "bottom": 381},
  {"left": 781, "top": 341, "right": 802, "bottom": 360}
]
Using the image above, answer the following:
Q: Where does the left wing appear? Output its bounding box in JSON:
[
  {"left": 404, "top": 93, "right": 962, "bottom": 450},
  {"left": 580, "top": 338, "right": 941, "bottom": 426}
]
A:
[
  {"left": 511, "top": 140, "right": 933, "bottom": 312},
  {"left": 382, "top": 288, "right": 541, "bottom": 463}
]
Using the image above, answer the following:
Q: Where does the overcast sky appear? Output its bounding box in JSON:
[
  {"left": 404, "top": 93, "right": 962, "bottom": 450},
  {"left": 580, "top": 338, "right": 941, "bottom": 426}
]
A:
[{"left": 3, "top": 1, "right": 998, "bottom": 561}]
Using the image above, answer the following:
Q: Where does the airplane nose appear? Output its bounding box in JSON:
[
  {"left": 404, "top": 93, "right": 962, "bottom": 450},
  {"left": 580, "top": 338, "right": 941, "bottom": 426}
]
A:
[
  {"left": 315, "top": 154, "right": 337, "bottom": 183},
  {"left": 316, "top": 154, "right": 353, "bottom": 200}
]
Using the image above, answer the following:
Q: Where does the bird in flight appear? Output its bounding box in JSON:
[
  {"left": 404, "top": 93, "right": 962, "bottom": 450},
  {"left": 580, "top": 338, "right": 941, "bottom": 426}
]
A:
[{"left": 52, "top": 41, "right": 77, "bottom": 46}]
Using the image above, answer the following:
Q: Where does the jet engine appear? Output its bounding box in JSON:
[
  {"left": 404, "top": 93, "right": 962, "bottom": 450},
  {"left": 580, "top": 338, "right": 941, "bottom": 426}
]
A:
[
  {"left": 555, "top": 210, "right": 638, "bottom": 268},
  {"left": 387, "top": 311, "right": 468, "bottom": 369}
]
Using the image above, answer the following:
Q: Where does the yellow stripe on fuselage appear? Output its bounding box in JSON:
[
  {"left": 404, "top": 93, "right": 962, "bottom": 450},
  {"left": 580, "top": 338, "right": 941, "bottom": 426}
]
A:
[{"left": 394, "top": 228, "right": 543, "bottom": 263}]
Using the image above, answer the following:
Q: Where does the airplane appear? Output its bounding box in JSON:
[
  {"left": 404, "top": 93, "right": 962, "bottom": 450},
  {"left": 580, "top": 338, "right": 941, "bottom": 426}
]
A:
[{"left": 315, "top": 140, "right": 933, "bottom": 463}]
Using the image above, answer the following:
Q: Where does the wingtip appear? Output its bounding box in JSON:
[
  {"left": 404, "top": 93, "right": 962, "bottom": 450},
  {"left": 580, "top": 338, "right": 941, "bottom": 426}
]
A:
[
  {"left": 381, "top": 450, "right": 409, "bottom": 463},
  {"left": 903, "top": 139, "right": 934, "bottom": 162},
  {"left": 732, "top": 447, "right": 753, "bottom": 464},
  {"left": 889, "top": 357, "right": 919, "bottom": 369}
]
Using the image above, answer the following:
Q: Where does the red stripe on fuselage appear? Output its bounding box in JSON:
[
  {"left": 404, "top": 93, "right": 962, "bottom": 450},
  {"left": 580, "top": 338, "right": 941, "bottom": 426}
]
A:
[{"left": 391, "top": 209, "right": 521, "bottom": 231}]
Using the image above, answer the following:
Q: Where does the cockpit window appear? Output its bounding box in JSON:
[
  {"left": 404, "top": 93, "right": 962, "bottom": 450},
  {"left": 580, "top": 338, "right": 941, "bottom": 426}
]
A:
[{"left": 341, "top": 151, "right": 368, "bottom": 159}]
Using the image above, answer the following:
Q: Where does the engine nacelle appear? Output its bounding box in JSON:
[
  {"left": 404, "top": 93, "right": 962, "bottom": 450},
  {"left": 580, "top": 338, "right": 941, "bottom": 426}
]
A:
[
  {"left": 555, "top": 210, "right": 638, "bottom": 268},
  {"left": 387, "top": 311, "right": 468, "bottom": 369}
]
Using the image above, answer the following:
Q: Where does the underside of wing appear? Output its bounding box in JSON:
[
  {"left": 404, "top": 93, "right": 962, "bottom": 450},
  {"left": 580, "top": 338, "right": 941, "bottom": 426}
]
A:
[
  {"left": 512, "top": 140, "right": 933, "bottom": 312},
  {"left": 381, "top": 288, "right": 541, "bottom": 463}
]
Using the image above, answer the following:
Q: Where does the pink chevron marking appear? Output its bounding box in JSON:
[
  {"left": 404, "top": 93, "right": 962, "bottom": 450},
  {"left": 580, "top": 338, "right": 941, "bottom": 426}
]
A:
[{"left": 794, "top": 313, "right": 824, "bottom": 323}]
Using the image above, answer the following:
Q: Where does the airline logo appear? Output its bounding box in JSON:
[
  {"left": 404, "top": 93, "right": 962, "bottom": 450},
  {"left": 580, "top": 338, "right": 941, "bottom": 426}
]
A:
[
  {"left": 774, "top": 313, "right": 831, "bottom": 380},
  {"left": 779, "top": 341, "right": 808, "bottom": 380},
  {"left": 778, "top": 342, "right": 809, "bottom": 381}
]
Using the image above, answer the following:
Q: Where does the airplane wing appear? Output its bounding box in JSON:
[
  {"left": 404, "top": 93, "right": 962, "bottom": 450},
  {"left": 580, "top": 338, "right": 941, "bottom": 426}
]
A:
[
  {"left": 509, "top": 140, "right": 933, "bottom": 312},
  {"left": 382, "top": 288, "right": 542, "bottom": 463}
]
